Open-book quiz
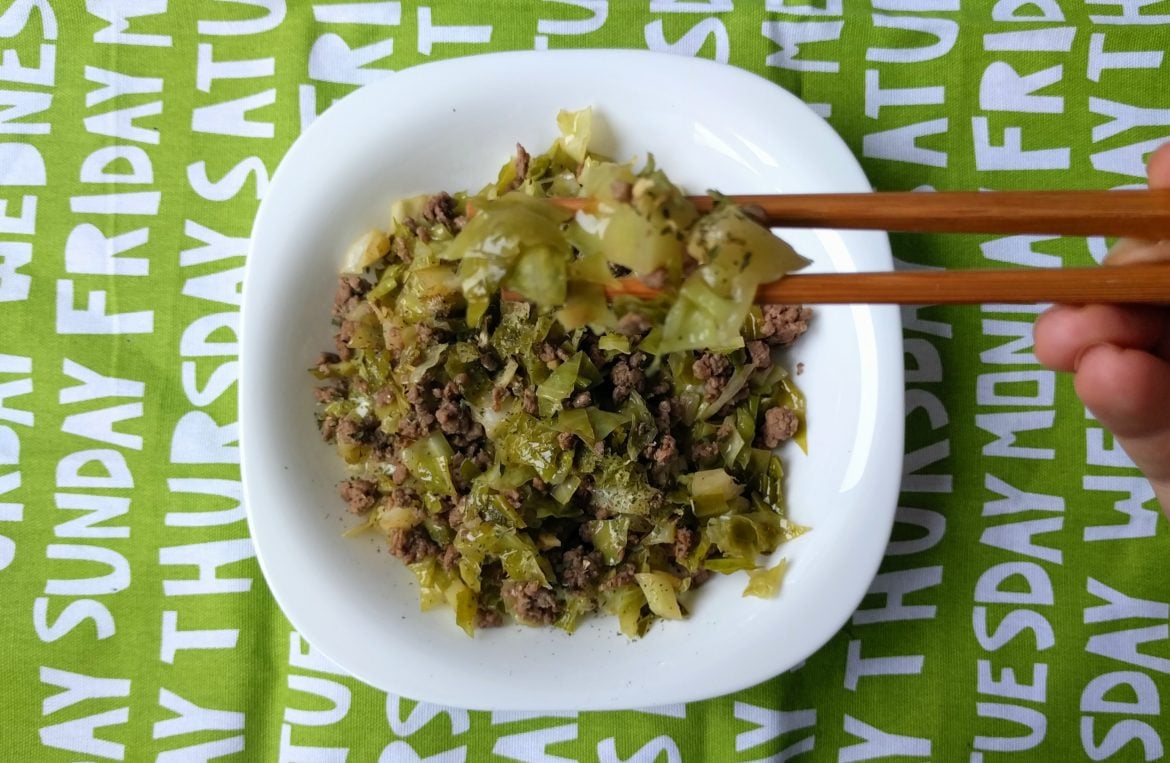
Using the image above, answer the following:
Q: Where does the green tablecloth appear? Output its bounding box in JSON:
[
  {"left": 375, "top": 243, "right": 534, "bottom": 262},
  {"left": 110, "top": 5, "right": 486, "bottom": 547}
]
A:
[{"left": 3, "top": 2, "right": 1169, "bottom": 760}]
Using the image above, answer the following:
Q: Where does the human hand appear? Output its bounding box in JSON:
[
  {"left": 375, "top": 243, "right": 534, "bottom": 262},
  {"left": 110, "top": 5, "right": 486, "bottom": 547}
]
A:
[{"left": 1033, "top": 141, "right": 1170, "bottom": 519}]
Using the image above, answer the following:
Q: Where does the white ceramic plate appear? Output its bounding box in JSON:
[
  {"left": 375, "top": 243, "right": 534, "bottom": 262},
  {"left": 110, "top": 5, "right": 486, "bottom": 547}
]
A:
[{"left": 242, "top": 50, "right": 903, "bottom": 711}]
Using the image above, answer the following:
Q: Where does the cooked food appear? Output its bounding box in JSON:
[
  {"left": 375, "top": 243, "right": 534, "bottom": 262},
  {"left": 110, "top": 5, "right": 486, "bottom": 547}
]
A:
[{"left": 311, "top": 110, "right": 812, "bottom": 637}]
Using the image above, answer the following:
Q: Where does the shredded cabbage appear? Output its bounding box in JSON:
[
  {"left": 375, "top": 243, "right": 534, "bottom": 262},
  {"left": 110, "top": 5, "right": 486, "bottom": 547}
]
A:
[
  {"left": 743, "top": 558, "right": 789, "bottom": 599},
  {"left": 312, "top": 108, "right": 811, "bottom": 638}
]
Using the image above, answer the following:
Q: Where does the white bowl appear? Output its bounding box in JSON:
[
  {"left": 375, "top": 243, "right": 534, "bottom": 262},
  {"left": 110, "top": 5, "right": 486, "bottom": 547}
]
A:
[{"left": 241, "top": 49, "right": 903, "bottom": 711}]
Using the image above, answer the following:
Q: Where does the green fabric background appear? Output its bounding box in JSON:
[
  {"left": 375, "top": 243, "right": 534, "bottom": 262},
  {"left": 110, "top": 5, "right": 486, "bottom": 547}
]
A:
[{"left": 1, "top": 1, "right": 1168, "bottom": 760}]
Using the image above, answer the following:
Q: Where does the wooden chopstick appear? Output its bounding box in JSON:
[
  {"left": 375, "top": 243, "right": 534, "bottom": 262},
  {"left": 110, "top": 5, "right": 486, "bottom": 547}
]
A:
[
  {"left": 605, "top": 265, "right": 1170, "bottom": 305},
  {"left": 553, "top": 190, "right": 1170, "bottom": 238}
]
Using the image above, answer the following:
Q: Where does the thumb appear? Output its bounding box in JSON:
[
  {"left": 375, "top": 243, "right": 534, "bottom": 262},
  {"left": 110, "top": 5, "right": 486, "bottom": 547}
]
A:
[
  {"left": 1105, "top": 140, "right": 1170, "bottom": 266},
  {"left": 1106, "top": 238, "right": 1170, "bottom": 267}
]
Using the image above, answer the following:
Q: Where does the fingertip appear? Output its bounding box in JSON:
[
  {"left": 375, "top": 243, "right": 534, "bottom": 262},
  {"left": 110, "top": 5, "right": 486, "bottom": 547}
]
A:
[
  {"left": 1073, "top": 342, "right": 1170, "bottom": 439},
  {"left": 1149, "top": 140, "right": 1170, "bottom": 188},
  {"left": 1104, "top": 239, "right": 1170, "bottom": 266},
  {"left": 1033, "top": 303, "right": 1168, "bottom": 372},
  {"left": 1033, "top": 305, "right": 1079, "bottom": 371}
]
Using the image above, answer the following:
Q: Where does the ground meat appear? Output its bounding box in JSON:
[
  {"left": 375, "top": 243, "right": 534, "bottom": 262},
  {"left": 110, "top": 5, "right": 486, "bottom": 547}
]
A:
[
  {"left": 584, "top": 495, "right": 614, "bottom": 523},
  {"left": 642, "top": 268, "right": 668, "bottom": 290},
  {"left": 313, "top": 352, "right": 340, "bottom": 374},
  {"left": 692, "top": 352, "right": 730, "bottom": 381},
  {"left": 480, "top": 348, "right": 501, "bottom": 372},
  {"left": 647, "top": 377, "right": 672, "bottom": 397},
  {"left": 338, "top": 478, "right": 378, "bottom": 514},
  {"left": 674, "top": 527, "right": 697, "bottom": 563},
  {"left": 610, "top": 353, "right": 646, "bottom": 403},
  {"left": 446, "top": 498, "right": 466, "bottom": 530},
  {"left": 440, "top": 544, "right": 460, "bottom": 572},
  {"left": 568, "top": 391, "right": 592, "bottom": 409},
  {"left": 398, "top": 384, "right": 438, "bottom": 442},
  {"left": 651, "top": 434, "right": 679, "bottom": 465},
  {"left": 391, "top": 235, "right": 410, "bottom": 263},
  {"left": 690, "top": 440, "right": 720, "bottom": 467},
  {"left": 615, "top": 312, "right": 652, "bottom": 337},
  {"left": 435, "top": 378, "right": 459, "bottom": 403},
  {"left": 405, "top": 384, "right": 428, "bottom": 407},
  {"left": 384, "top": 487, "right": 421, "bottom": 512},
  {"left": 520, "top": 386, "right": 538, "bottom": 416},
  {"left": 509, "top": 143, "right": 530, "bottom": 191},
  {"left": 654, "top": 398, "right": 680, "bottom": 434},
  {"left": 557, "top": 431, "right": 576, "bottom": 451},
  {"left": 573, "top": 474, "right": 593, "bottom": 501},
  {"left": 448, "top": 422, "right": 485, "bottom": 452},
  {"left": 704, "top": 376, "right": 728, "bottom": 403},
  {"left": 396, "top": 409, "right": 433, "bottom": 442},
  {"left": 475, "top": 608, "right": 504, "bottom": 628},
  {"left": 501, "top": 581, "right": 560, "bottom": 626},
  {"left": 334, "top": 319, "right": 357, "bottom": 360},
  {"left": 560, "top": 547, "right": 603, "bottom": 592},
  {"left": 760, "top": 304, "right": 812, "bottom": 347},
  {"left": 758, "top": 406, "right": 799, "bottom": 448},
  {"left": 313, "top": 385, "right": 342, "bottom": 404},
  {"left": 319, "top": 416, "right": 338, "bottom": 442},
  {"left": 575, "top": 331, "right": 605, "bottom": 369},
  {"left": 471, "top": 446, "right": 492, "bottom": 470},
  {"left": 383, "top": 323, "right": 404, "bottom": 354},
  {"left": 387, "top": 527, "right": 438, "bottom": 564},
  {"left": 332, "top": 275, "right": 367, "bottom": 318},
  {"left": 336, "top": 415, "right": 378, "bottom": 448},
  {"left": 400, "top": 387, "right": 437, "bottom": 438},
  {"left": 435, "top": 398, "right": 471, "bottom": 437},
  {"left": 448, "top": 454, "right": 471, "bottom": 493},
  {"left": 603, "top": 563, "right": 638, "bottom": 591},
  {"left": 368, "top": 427, "right": 392, "bottom": 455},
  {"left": 416, "top": 323, "right": 438, "bottom": 347},
  {"left": 690, "top": 568, "right": 712, "bottom": 588},
  {"left": 537, "top": 342, "right": 558, "bottom": 365},
  {"left": 693, "top": 353, "right": 732, "bottom": 402},
  {"left": 611, "top": 179, "right": 633, "bottom": 203},
  {"left": 746, "top": 340, "right": 773, "bottom": 370},
  {"left": 647, "top": 435, "right": 687, "bottom": 489},
  {"left": 421, "top": 191, "right": 456, "bottom": 230}
]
